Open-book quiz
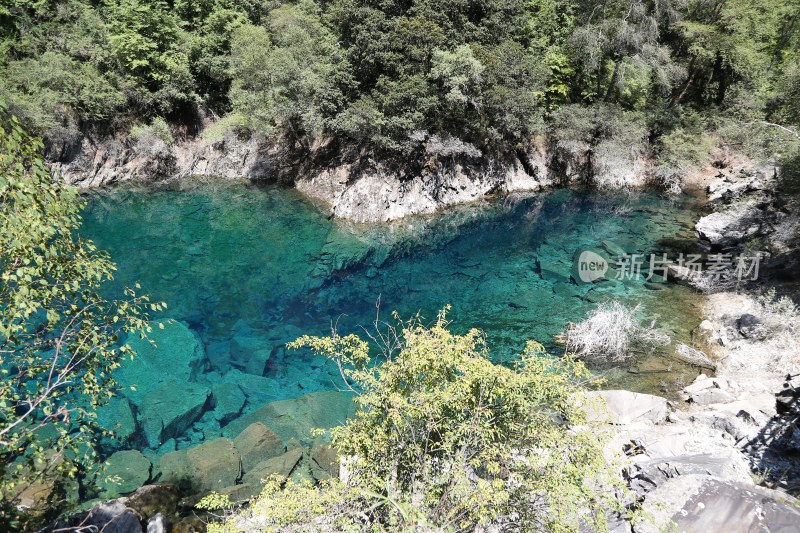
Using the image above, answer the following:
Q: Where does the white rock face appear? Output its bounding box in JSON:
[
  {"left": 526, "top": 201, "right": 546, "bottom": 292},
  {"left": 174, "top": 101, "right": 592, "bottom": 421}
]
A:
[
  {"left": 695, "top": 203, "right": 762, "bottom": 247},
  {"left": 52, "top": 130, "right": 660, "bottom": 223},
  {"left": 586, "top": 390, "right": 668, "bottom": 425}
]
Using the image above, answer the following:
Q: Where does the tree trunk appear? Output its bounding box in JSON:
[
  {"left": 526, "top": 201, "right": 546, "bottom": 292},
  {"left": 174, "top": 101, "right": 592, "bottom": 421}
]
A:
[
  {"left": 604, "top": 59, "right": 622, "bottom": 103},
  {"left": 670, "top": 57, "right": 697, "bottom": 108}
]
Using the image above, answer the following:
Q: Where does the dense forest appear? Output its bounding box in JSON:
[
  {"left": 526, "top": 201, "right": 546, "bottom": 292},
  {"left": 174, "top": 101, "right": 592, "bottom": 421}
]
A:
[{"left": 1, "top": 0, "right": 799, "bottom": 173}]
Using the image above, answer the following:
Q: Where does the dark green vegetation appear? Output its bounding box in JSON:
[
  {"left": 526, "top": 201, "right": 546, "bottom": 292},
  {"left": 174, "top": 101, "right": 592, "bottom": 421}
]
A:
[
  {"left": 1, "top": 0, "right": 798, "bottom": 169},
  {"left": 0, "top": 105, "right": 156, "bottom": 527}
]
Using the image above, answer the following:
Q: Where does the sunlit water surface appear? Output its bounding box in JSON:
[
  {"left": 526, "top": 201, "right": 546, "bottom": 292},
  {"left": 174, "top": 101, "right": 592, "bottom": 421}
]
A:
[{"left": 79, "top": 181, "right": 705, "bottom": 465}]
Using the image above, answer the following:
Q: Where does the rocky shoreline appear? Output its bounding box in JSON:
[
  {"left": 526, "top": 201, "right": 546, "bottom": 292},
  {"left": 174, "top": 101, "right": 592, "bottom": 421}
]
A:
[
  {"left": 53, "top": 131, "right": 653, "bottom": 223},
  {"left": 589, "top": 161, "right": 800, "bottom": 531}
]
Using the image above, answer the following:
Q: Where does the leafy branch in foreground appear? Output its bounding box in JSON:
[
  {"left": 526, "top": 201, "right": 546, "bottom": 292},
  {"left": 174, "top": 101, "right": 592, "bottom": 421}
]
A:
[
  {"left": 0, "top": 104, "right": 157, "bottom": 526},
  {"left": 214, "top": 307, "right": 632, "bottom": 532}
]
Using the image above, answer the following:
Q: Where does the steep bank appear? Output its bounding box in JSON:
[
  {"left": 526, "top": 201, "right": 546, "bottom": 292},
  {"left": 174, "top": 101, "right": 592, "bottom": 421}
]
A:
[{"left": 52, "top": 130, "right": 654, "bottom": 223}]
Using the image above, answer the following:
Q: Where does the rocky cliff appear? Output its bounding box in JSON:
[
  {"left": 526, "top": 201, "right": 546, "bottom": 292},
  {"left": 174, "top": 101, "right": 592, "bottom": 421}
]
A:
[{"left": 52, "top": 130, "right": 654, "bottom": 223}]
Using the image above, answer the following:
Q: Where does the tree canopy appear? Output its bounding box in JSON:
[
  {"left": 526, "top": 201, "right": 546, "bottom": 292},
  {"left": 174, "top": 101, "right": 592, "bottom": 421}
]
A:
[
  {"left": 0, "top": 0, "right": 798, "bottom": 162},
  {"left": 204, "top": 308, "right": 627, "bottom": 531}
]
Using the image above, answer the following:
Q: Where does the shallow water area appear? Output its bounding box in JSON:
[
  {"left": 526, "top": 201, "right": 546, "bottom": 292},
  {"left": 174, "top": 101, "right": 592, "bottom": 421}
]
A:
[{"left": 77, "top": 180, "right": 706, "bottom": 499}]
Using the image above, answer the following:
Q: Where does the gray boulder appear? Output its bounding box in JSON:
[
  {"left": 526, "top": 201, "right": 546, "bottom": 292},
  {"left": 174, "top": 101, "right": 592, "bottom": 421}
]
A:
[
  {"left": 695, "top": 204, "right": 762, "bottom": 248},
  {"left": 737, "top": 313, "right": 766, "bottom": 339},
  {"left": 689, "top": 387, "right": 735, "bottom": 406},
  {"left": 81, "top": 501, "right": 143, "bottom": 533},
  {"left": 627, "top": 454, "right": 742, "bottom": 495},
  {"left": 146, "top": 513, "right": 166, "bottom": 533},
  {"left": 640, "top": 475, "right": 800, "bottom": 533},
  {"left": 586, "top": 390, "right": 668, "bottom": 425}
]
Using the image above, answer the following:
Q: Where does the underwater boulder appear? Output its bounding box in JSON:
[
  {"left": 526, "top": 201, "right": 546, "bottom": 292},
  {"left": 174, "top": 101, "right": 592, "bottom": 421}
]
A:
[
  {"left": 186, "top": 438, "right": 242, "bottom": 492},
  {"left": 96, "top": 450, "right": 152, "bottom": 499},
  {"left": 211, "top": 382, "right": 246, "bottom": 425},
  {"left": 223, "top": 390, "right": 357, "bottom": 444},
  {"left": 242, "top": 448, "right": 303, "bottom": 486},
  {"left": 233, "top": 422, "right": 285, "bottom": 473},
  {"left": 96, "top": 397, "right": 138, "bottom": 446},
  {"left": 159, "top": 438, "right": 242, "bottom": 494},
  {"left": 221, "top": 369, "right": 281, "bottom": 406},
  {"left": 138, "top": 380, "right": 210, "bottom": 448},
  {"left": 230, "top": 335, "right": 273, "bottom": 376},
  {"left": 116, "top": 320, "right": 209, "bottom": 406}
]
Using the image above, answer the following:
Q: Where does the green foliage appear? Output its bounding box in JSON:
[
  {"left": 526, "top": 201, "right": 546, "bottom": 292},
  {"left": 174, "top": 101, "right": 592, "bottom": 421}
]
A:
[
  {"left": 225, "top": 307, "right": 628, "bottom": 531},
  {"left": 104, "top": 0, "right": 195, "bottom": 114},
  {"left": 131, "top": 117, "right": 174, "bottom": 146},
  {"left": 197, "top": 492, "right": 234, "bottom": 511},
  {"left": 229, "top": 3, "right": 353, "bottom": 147},
  {"left": 0, "top": 105, "right": 156, "bottom": 526},
  {"left": 0, "top": 0, "right": 798, "bottom": 164}
]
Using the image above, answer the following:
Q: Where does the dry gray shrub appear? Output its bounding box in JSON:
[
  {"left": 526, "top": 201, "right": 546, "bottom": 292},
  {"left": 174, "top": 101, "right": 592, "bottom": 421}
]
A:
[{"left": 565, "top": 301, "right": 670, "bottom": 363}]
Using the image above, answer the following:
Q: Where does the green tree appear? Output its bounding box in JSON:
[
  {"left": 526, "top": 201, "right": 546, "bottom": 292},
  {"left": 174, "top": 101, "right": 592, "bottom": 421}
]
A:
[
  {"left": 229, "top": 2, "right": 354, "bottom": 149},
  {"left": 104, "top": 0, "right": 195, "bottom": 115},
  {"left": 225, "top": 308, "right": 628, "bottom": 531},
  {"left": 571, "top": 0, "right": 683, "bottom": 103},
  {"left": 0, "top": 105, "right": 155, "bottom": 526}
]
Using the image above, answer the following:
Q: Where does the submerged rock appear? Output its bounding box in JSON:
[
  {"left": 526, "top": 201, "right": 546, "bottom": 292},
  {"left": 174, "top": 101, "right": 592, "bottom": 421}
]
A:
[
  {"left": 211, "top": 382, "right": 246, "bottom": 425},
  {"left": 186, "top": 438, "right": 241, "bottom": 492},
  {"left": 97, "top": 397, "right": 138, "bottom": 445},
  {"left": 234, "top": 423, "right": 285, "bottom": 473},
  {"left": 138, "top": 380, "right": 210, "bottom": 448},
  {"left": 116, "top": 321, "right": 208, "bottom": 405},
  {"left": 671, "top": 343, "right": 716, "bottom": 371},
  {"left": 97, "top": 450, "right": 152, "bottom": 499},
  {"left": 230, "top": 335, "right": 273, "bottom": 376},
  {"left": 242, "top": 448, "right": 303, "bottom": 486},
  {"left": 223, "top": 390, "right": 357, "bottom": 443},
  {"left": 221, "top": 369, "right": 280, "bottom": 405},
  {"left": 159, "top": 438, "right": 242, "bottom": 493}
]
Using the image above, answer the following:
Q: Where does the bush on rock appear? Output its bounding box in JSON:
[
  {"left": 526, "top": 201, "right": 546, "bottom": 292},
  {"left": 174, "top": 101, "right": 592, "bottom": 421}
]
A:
[{"left": 209, "top": 307, "right": 631, "bottom": 532}]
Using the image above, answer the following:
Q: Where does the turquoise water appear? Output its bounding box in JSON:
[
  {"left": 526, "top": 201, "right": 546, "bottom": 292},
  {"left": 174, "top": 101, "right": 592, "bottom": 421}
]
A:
[{"left": 79, "top": 181, "right": 704, "bottom": 460}]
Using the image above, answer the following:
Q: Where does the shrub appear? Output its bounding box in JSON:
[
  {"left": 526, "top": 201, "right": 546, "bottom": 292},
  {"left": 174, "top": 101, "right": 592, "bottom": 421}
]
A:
[
  {"left": 213, "top": 308, "right": 631, "bottom": 532},
  {"left": 565, "top": 301, "right": 670, "bottom": 363},
  {"left": 754, "top": 289, "right": 800, "bottom": 340},
  {"left": 130, "top": 117, "right": 174, "bottom": 156}
]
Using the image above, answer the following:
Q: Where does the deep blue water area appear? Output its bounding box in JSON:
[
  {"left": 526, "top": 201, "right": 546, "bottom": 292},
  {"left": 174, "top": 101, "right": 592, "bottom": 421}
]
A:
[{"left": 79, "top": 181, "right": 704, "bottom": 463}]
